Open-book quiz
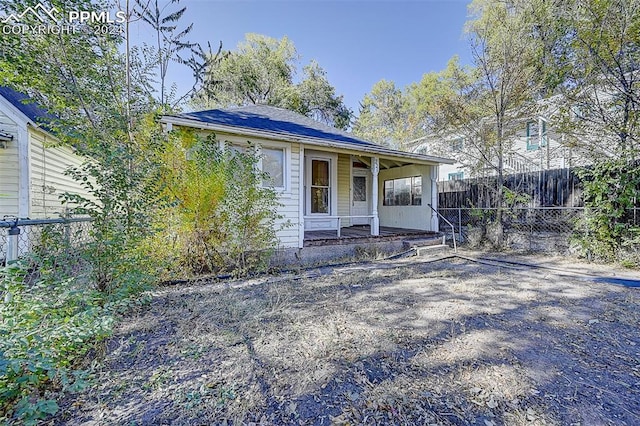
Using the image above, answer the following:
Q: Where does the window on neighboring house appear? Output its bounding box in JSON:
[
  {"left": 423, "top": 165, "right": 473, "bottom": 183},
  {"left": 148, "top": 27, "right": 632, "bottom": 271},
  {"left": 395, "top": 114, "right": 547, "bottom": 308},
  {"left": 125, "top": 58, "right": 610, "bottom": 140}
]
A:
[
  {"left": 526, "top": 120, "right": 547, "bottom": 151},
  {"left": 383, "top": 176, "right": 422, "bottom": 206},
  {"left": 448, "top": 171, "right": 464, "bottom": 181},
  {"left": 450, "top": 138, "right": 463, "bottom": 152},
  {"left": 261, "top": 147, "right": 285, "bottom": 188},
  {"left": 526, "top": 121, "right": 538, "bottom": 150}
]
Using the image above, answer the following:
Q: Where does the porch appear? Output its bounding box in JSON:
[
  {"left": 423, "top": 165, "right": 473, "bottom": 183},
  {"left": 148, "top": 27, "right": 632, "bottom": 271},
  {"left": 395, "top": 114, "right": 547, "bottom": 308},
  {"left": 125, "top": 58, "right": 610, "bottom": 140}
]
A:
[
  {"left": 300, "top": 150, "right": 441, "bottom": 247},
  {"left": 303, "top": 225, "right": 441, "bottom": 247}
]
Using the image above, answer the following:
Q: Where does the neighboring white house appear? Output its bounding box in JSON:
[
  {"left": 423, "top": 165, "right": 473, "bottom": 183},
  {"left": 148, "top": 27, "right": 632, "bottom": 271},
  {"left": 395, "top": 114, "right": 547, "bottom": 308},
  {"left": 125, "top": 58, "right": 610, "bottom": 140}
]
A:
[
  {"left": 161, "top": 105, "right": 454, "bottom": 249},
  {"left": 411, "top": 115, "right": 590, "bottom": 181},
  {"left": 0, "top": 86, "right": 88, "bottom": 219}
]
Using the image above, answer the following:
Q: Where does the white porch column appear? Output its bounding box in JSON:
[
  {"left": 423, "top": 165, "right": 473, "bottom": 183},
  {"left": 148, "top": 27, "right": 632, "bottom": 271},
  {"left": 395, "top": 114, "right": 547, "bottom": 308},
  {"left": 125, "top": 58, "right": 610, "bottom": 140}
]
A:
[
  {"left": 430, "top": 165, "right": 439, "bottom": 232},
  {"left": 298, "top": 145, "right": 305, "bottom": 248},
  {"left": 371, "top": 156, "right": 380, "bottom": 236}
]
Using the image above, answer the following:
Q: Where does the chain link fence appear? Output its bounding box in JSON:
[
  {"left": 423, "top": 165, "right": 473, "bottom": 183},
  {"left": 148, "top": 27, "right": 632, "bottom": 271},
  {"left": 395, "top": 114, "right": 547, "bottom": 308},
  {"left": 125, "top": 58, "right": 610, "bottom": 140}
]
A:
[
  {"left": 438, "top": 207, "right": 640, "bottom": 253},
  {"left": 1, "top": 217, "right": 93, "bottom": 266}
]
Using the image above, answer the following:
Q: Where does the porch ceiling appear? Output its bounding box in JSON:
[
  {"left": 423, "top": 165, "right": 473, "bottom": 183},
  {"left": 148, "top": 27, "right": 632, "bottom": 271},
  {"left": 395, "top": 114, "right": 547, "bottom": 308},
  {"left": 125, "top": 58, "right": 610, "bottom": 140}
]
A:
[{"left": 350, "top": 154, "right": 416, "bottom": 170}]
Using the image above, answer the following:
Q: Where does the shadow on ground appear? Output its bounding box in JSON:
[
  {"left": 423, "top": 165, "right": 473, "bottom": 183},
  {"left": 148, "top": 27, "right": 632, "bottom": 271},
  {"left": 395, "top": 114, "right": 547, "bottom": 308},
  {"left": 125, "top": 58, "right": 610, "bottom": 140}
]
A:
[{"left": 55, "top": 255, "right": 640, "bottom": 425}]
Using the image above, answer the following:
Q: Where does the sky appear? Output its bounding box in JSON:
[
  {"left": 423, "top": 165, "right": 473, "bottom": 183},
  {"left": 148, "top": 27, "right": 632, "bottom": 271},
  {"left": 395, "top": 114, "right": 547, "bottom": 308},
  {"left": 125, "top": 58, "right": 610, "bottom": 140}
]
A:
[{"left": 130, "top": 0, "right": 474, "bottom": 113}]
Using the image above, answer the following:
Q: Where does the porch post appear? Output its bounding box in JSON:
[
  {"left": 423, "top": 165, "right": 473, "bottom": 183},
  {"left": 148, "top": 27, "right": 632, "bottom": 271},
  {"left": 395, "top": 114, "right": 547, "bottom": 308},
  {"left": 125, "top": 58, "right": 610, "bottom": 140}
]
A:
[
  {"left": 430, "top": 165, "right": 439, "bottom": 232},
  {"left": 298, "top": 145, "right": 305, "bottom": 248},
  {"left": 371, "top": 157, "right": 380, "bottom": 236}
]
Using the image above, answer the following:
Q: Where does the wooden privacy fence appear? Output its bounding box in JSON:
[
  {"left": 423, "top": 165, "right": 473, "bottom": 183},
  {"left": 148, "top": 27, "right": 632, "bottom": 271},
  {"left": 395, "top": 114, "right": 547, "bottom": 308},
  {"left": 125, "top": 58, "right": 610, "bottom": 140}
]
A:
[{"left": 438, "top": 167, "right": 583, "bottom": 208}]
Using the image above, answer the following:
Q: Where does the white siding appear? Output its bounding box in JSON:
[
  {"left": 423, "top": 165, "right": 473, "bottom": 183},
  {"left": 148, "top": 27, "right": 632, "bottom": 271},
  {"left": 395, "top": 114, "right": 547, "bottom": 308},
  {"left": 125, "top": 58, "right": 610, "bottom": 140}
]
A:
[
  {"left": 510, "top": 128, "right": 568, "bottom": 171},
  {"left": 29, "top": 128, "right": 88, "bottom": 218},
  {"left": 337, "top": 154, "right": 351, "bottom": 227},
  {"left": 216, "top": 132, "right": 301, "bottom": 248},
  {"left": 378, "top": 164, "right": 434, "bottom": 231},
  {"left": 0, "top": 109, "right": 19, "bottom": 218},
  {"left": 439, "top": 163, "right": 465, "bottom": 181}
]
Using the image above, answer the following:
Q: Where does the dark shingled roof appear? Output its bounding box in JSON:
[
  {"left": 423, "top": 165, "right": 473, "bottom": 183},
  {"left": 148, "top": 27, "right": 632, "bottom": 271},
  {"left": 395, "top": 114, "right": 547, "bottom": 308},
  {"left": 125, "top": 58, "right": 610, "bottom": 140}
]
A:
[
  {"left": 0, "top": 86, "right": 56, "bottom": 128},
  {"left": 177, "top": 104, "right": 379, "bottom": 148}
]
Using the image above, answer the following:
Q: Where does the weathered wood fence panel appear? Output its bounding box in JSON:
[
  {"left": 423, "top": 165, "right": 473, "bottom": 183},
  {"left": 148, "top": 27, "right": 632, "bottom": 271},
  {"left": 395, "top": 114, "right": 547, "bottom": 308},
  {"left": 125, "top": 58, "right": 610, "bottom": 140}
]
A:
[{"left": 438, "top": 168, "right": 583, "bottom": 208}]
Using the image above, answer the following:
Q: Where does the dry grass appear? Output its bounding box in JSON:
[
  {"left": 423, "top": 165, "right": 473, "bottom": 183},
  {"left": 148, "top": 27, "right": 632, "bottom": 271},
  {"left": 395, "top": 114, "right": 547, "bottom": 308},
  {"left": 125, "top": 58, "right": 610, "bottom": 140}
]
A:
[{"left": 54, "top": 254, "right": 640, "bottom": 425}]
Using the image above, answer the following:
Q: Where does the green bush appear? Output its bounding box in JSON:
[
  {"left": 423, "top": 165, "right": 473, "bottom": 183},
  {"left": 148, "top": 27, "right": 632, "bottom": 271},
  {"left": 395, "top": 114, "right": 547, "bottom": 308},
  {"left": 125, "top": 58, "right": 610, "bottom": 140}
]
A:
[
  {"left": 146, "top": 133, "right": 288, "bottom": 277},
  {"left": 573, "top": 160, "right": 640, "bottom": 266},
  {"left": 0, "top": 260, "right": 149, "bottom": 425}
]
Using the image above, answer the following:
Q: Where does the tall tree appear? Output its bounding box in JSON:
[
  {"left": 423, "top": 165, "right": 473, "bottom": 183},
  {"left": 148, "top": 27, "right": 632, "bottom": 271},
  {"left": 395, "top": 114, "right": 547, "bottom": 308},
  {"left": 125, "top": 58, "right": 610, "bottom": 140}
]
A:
[
  {"left": 416, "top": 57, "right": 499, "bottom": 176},
  {"left": 546, "top": 0, "right": 640, "bottom": 260},
  {"left": 560, "top": 0, "right": 639, "bottom": 157},
  {"left": 352, "top": 79, "right": 407, "bottom": 148},
  {"left": 353, "top": 58, "right": 463, "bottom": 149},
  {"left": 459, "top": 0, "right": 540, "bottom": 215},
  {"left": 294, "top": 61, "right": 352, "bottom": 131},
  {"left": 133, "top": 0, "right": 197, "bottom": 107},
  {"left": 198, "top": 33, "right": 297, "bottom": 107},
  {"left": 196, "top": 33, "right": 352, "bottom": 129}
]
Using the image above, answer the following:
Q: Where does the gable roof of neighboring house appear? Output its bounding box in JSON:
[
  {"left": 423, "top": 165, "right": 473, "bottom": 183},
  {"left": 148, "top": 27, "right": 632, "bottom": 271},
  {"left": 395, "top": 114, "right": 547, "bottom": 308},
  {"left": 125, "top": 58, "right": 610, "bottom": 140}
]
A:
[
  {"left": 0, "top": 86, "right": 56, "bottom": 131},
  {"left": 163, "top": 104, "right": 454, "bottom": 165}
]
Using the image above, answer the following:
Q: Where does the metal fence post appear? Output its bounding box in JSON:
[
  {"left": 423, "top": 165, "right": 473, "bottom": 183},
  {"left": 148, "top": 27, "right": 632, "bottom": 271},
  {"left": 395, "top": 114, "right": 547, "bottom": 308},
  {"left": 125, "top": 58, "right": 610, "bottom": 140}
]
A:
[
  {"left": 458, "top": 208, "right": 462, "bottom": 243},
  {"left": 7, "top": 222, "right": 20, "bottom": 263}
]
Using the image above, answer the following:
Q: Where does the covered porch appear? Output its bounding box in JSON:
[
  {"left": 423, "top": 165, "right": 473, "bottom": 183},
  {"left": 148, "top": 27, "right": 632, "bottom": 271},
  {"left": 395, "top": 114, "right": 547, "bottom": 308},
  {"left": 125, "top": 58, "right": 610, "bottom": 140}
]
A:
[{"left": 299, "top": 148, "right": 442, "bottom": 248}]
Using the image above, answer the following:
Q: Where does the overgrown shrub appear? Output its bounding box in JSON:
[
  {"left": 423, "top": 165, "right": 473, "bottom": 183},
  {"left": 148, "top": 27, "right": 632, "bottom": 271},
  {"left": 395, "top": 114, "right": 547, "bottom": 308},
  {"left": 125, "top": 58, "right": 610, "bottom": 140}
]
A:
[
  {"left": 63, "top": 126, "right": 165, "bottom": 293},
  {"left": 0, "top": 260, "right": 150, "bottom": 425},
  {"left": 145, "top": 132, "right": 287, "bottom": 277},
  {"left": 573, "top": 160, "right": 640, "bottom": 265}
]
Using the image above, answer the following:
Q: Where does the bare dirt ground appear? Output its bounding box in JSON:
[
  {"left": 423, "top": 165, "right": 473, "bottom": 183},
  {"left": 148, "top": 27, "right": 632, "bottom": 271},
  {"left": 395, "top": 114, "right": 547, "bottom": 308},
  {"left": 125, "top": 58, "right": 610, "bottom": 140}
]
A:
[{"left": 53, "top": 252, "right": 640, "bottom": 425}]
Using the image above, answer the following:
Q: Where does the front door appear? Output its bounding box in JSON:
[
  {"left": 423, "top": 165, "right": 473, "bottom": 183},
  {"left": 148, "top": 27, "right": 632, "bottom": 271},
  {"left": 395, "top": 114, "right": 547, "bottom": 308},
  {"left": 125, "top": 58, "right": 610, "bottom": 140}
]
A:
[{"left": 351, "top": 169, "right": 369, "bottom": 225}]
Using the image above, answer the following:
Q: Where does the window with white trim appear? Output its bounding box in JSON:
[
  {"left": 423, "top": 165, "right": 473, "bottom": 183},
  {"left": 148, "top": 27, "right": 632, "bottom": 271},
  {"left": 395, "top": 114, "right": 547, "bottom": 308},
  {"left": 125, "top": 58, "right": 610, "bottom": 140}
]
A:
[
  {"left": 261, "top": 147, "right": 285, "bottom": 188},
  {"left": 383, "top": 176, "right": 422, "bottom": 206},
  {"left": 225, "top": 142, "right": 288, "bottom": 191}
]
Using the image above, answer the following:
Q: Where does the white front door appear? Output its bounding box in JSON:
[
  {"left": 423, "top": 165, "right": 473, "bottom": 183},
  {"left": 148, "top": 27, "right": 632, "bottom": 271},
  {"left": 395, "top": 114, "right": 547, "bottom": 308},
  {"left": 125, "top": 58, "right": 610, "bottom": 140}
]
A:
[{"left": 351, "top": 169, "right": 369, "bottom": 225}]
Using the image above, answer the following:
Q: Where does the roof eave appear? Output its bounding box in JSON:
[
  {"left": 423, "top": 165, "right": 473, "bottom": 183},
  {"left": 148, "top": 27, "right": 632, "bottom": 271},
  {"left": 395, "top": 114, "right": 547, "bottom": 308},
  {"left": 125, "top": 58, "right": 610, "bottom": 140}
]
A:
[
  {"left": 161, "top": 115, "right": 455, "bottom": 166},
  {"left": 0, "top": 93, "right": 57, "bottom": 139}
]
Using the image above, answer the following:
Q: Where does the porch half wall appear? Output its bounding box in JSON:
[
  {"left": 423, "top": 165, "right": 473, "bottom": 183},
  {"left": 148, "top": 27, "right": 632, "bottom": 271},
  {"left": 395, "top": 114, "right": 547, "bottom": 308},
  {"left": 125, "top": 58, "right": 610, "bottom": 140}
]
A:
[{"left": 378, "top": 164, "right": 434, "bottom": 231}]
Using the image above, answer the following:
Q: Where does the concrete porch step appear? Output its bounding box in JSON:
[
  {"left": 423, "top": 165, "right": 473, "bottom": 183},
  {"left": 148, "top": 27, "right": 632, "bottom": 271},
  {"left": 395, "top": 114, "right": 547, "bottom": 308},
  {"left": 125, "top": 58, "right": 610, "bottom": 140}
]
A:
[
  {"left": 402, "top": 234, "right": 444, "bottom": 250},
  {"left": 415, "top": 244, "right": 451, "bottom": 257}
]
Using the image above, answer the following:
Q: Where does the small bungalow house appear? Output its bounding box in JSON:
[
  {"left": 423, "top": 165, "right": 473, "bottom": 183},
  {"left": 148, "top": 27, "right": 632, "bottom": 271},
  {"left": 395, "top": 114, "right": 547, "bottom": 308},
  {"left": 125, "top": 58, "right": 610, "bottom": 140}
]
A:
[
  {"left": 161, "top": 105, "right": 454, "bottom": 250},
  {"left": 0, "top": 86, "right": 88, "bottom": 219}
]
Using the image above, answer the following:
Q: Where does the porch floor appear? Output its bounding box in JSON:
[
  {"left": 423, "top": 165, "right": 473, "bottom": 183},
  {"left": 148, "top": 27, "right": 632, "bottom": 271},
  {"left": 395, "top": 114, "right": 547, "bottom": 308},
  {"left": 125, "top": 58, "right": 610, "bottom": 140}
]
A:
[{"left": 304, "top": 225, "right": 440, "bottom": 247}]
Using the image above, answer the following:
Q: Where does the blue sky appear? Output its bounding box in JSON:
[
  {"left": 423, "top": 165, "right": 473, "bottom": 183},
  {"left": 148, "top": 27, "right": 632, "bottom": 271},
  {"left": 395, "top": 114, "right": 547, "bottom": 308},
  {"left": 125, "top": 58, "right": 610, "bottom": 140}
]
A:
[{"left": 131, "top": 0, "right": 473, "bottom": 113}]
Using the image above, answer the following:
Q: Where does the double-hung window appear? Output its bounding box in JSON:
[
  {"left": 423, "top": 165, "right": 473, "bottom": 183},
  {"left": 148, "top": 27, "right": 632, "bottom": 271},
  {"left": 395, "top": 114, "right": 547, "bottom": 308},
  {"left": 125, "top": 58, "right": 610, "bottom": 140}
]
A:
[{"left": 226, "top": 142, "right": 288, "bottom": 191}]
